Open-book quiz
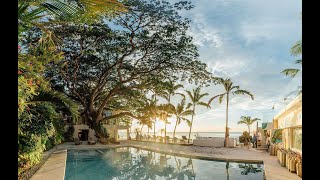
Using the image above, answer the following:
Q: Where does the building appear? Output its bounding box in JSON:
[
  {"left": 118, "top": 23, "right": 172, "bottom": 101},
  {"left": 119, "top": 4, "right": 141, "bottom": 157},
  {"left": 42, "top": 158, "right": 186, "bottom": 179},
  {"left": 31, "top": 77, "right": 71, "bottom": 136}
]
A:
[
  {"left": 272, "top": 94, "right": 302, "bottom": 154},
  {"left": 71, "top": 110, "right": 130, "bottom": 142}
]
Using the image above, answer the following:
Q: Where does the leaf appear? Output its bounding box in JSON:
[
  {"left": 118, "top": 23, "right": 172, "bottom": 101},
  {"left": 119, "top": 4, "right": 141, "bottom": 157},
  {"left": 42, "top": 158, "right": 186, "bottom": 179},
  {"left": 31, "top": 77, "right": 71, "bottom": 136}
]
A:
[
  {"left": 232, "top": 89, "right": 254, "bottom": 100},
  {"left": 281, "top": 68, "right": 300, "bottom": 78}
]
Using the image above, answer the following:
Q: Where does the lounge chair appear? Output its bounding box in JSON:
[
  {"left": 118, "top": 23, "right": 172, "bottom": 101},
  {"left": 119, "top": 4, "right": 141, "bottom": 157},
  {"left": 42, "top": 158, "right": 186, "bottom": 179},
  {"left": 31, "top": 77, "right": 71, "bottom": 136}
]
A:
[
  {"left": 88, "top": 137, "right": 96, "bottom": 145},
  {"left": 165, "top": 136, "right": 171, "bottom": 143},
  {"left": 173, "top": 137, "right": 179, "bottom": 143},
  {"left": 74, "top": 138, "right": 81, "bottom": 145},
  {"left": 181, "top": 136, "right": 190, "bottom": 143}
]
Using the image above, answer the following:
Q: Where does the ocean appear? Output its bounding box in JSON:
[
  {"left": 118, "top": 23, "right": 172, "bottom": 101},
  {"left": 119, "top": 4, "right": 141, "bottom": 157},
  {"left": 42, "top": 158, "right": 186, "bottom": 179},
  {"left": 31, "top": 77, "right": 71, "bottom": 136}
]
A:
[{"left": 121, "top": 132, "right": 242, "bottom": 140}]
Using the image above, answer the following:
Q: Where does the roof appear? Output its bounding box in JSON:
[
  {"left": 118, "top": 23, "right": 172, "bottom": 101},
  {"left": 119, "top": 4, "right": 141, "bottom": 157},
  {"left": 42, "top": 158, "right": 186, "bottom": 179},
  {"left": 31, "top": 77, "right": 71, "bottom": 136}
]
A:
[{"left": 273, "top": 94, "right": 302, "bottom": 120}]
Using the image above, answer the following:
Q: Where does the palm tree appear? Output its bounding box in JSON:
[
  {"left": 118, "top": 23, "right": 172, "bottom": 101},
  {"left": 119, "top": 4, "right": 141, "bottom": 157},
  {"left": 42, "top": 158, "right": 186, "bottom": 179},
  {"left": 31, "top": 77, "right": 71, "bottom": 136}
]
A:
[
  {"left": 158, "top": 104, "right": 173, "bottom": 142},
  {"left": 281, "top": 11, "right": 302, "bottom": 79},
  {"left": 137, "top": 98, "right": 159, "bottom": 141},
  {"left": 186, "top": 86, "right": 209, "bottom": 143},
  {"left": 29, "top": 90, "right": 80, "bottom": 122},
  {"left": 237, "top": 116, "right": 261, "bottom": 135},
  {"left": 208, "top": 78, "right": 254, "bottom": 147},
  {"left": 171, "top": 99, "right": 193, "bottom": 140},
  {"left": 158, "top": 80, "right": 185, "bottom": 140}
]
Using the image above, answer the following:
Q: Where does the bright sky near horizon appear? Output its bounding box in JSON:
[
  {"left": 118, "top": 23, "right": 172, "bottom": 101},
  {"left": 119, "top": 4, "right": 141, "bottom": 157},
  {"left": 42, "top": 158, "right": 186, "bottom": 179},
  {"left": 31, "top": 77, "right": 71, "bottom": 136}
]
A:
[{"left": 131, "top": 0, "right": 302, "bottom": 133}]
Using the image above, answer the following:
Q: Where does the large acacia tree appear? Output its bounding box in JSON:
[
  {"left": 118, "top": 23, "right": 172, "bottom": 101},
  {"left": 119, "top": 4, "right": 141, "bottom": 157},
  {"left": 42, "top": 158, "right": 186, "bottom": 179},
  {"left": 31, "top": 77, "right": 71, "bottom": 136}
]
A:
[{"left": 49, "top": 0, "right": 211, "bottom": 138}]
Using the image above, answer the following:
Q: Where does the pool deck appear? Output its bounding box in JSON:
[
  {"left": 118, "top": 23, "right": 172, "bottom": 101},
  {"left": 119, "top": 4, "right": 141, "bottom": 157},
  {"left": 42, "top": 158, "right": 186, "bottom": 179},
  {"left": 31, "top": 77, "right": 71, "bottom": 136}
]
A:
[{"left": 30, "top": 140, "right": 301, "bottom": 180}]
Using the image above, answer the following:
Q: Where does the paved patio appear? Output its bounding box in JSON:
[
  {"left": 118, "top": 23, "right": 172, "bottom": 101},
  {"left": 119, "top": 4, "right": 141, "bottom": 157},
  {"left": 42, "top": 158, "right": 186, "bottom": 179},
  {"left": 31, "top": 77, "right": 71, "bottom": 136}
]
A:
[{"left": 31, "top": 140, "right": 301, "bottom": 180}]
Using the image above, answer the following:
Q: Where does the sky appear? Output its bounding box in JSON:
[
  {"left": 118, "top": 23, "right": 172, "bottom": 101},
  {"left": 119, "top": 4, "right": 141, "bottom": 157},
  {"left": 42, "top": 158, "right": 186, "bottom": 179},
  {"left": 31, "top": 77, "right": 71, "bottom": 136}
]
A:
[{"left": 131, "top": 0, "right": 302, "bottom": 133}]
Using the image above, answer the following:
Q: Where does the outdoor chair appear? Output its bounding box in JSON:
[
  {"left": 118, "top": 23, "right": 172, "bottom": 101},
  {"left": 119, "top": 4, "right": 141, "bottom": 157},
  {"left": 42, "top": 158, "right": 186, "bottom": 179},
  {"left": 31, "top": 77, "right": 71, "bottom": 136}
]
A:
[
  {"left": 173, "top": 137, "right": 179, "bottom": 143},
  {"left": 165, "top": 136, "right": 171, "bottom": 143},
  {"left": 181, "top": 136, "right": 190, "bottom": 143},
  {"left": 74, "top": 138, "right": 81, "bottom": 145},
  {"left": 88, "top": 137, "right": 96, "bottom": 145}
]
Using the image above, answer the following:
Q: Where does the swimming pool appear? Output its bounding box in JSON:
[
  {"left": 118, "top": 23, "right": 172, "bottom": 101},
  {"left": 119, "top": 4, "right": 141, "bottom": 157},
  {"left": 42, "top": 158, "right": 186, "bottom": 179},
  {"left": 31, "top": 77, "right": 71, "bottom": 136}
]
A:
[{"left": 65, "top": 147, "right": 264, "bottom": 180}]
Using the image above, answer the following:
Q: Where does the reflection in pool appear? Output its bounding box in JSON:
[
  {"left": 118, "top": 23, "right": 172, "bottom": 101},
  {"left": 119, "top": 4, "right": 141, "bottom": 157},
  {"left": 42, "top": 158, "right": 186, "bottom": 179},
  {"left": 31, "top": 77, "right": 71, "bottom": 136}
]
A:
[{"left": 65, "top": 147, "right": 264, "bottom": 180}]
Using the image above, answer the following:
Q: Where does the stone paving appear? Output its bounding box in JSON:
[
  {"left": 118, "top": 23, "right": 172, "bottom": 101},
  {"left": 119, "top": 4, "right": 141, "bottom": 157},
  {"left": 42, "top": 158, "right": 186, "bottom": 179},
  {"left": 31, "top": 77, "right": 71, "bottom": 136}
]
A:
[
  {"left": 30, "top": 140, "right": 301, "bottom": 180},
  {"left": 30, "top": 149, "right": 67, "bottom": 180}
]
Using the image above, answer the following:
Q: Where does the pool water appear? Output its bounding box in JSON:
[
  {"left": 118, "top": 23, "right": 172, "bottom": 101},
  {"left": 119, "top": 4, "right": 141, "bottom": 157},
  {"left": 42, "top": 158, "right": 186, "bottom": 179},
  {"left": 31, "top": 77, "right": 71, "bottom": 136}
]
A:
[{"left": 65, "top": 147, "right": 264, "bottom": 180}]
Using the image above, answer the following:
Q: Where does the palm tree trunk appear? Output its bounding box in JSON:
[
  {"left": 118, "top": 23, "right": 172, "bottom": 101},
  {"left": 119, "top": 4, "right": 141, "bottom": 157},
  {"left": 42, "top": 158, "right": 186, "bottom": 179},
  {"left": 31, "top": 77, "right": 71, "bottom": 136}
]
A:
[
  {"left": 154, "top": 119, "right": 156, "bottom": 141},
  {"left": 173, "top": 118, "right": 178, "bottom": 139},
  {"left": 248, "top": 124, "right": 250, "bottom": 135},
  {"left": 164, "top": 96, "right": 171, "bottom": 143},
  {"left": 188, "top": 105, "right": 195, "bottom": 143},
  {"left": 225, "top": 93, "right": 229, "bottom": 147},
  {"left": 165, "top": 122, "right": 167, "bottom": 143},
  {"left": 154, "top": 94, "right": 157, "bottom": 141}
]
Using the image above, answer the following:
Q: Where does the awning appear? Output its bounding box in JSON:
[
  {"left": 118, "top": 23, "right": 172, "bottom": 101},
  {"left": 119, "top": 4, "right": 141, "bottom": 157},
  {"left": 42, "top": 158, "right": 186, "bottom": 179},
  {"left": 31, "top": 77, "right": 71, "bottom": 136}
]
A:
[{"left": 262, "top": 123, "right": 268, "bottom": 129}]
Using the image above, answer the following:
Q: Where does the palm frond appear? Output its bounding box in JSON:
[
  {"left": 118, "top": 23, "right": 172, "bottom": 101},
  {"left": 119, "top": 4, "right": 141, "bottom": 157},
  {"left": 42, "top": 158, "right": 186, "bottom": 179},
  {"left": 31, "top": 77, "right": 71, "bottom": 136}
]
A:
[
  {"left": 185, "top": 90, "right": 194, "bottom": 102},
  {"left": 295, "top": 59, "right": 302, "bottom": 65},
  {"left": 281, "top": 68, "right": 300, "bottom": 78},
  {"left": 41, "top": 0, "right": 80, "bottom": 20},
  {"left": 174, "top": 92, "right": 186, "bottom": 100},
  {"left": 232, "top": 89, "right": 254, "bottom": 100},
  {"left": 197, "top": 101, "right": 209, "bottom": 108},
  {"left": 197, "top": 93, "right": 209, "bottom": 101},
  {"left": 207, "top": 93, "right": 225, "bottom": 107},
  {"left": 186, "top": 103, "right": 193, "bottom": 110},
  {"left": 237, "top": 120, "right": 246, "bottom": 125},
  {"left": 180, "top": 110, "right": 194, "bottom": 116},
  {"left": 291, "top": 40, "right": 302, "bottom": 56},
  {"left": 31, "top": 90, "right": 80, "bottom": 122}
]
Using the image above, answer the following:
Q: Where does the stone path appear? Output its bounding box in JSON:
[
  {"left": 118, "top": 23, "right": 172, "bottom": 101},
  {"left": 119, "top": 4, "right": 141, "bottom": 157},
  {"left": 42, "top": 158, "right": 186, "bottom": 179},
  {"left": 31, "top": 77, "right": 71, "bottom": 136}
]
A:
[{"left": 30, "top": 150, "right": 67, "bottom": 180}]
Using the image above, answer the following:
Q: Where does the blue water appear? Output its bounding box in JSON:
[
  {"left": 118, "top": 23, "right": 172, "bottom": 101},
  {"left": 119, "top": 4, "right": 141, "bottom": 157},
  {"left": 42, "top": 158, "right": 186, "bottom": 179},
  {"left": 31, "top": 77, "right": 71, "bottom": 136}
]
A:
[{"left": 65, "top": 148, "right": 264, "bottom": 180}]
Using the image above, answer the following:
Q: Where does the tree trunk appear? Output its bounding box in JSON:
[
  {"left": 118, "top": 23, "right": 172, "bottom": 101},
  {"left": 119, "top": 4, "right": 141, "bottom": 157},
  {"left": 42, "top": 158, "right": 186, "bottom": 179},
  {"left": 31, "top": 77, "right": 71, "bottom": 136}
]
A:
[
  {"left": 248, "top": 125, "right": 250, "bottom": 135},
  {"left": 141, "top": 125, "right": 144, "bottom": 134},
  {"left": 165, "top": 122, "right": 167, "bottom": 143},
  {"left": 188, "top": 105, "right": 195, "bottom": 143},
  {"left": 225, "top": 93, "right": 229, "bottom": 147},
  {"left": 154, "top": 119, "right": 156, "bottom": 141},
  {"left": 173, "top": 118, "right": 178, "bottom": 139}
]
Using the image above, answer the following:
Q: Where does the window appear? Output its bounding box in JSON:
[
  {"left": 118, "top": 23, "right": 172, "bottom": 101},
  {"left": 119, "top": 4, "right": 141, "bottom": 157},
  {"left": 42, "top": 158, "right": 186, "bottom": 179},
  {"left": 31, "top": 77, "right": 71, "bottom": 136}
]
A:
[{"left": 292, "top": 128, "right": 302, "bottom": 151}]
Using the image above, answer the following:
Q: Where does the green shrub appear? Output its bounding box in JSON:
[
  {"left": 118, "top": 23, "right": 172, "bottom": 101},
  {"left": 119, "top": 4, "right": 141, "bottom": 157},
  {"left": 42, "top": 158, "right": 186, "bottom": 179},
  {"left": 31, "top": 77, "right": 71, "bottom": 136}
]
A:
[
  {"left": 239, "top": 131, "right": 252, "bottom": 144},
  {"left": 64, "top": 125, "right": 75, "bottom": 142}
]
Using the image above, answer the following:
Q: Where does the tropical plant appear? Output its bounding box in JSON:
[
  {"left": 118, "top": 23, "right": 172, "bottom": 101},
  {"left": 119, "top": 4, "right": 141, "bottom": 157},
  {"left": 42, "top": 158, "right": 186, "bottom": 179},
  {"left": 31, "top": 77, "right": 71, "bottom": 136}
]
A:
[
  {"left": 238, "top": 131, "right": 252, "bottom": 146},
  {"left": 185, "top": 86, "right": 209, "bottom": 143},
  {"left": 158, "top": 103, "right": 174, "bottom": 142},
  {"left": 158, "top": 80, "right": 185, "bottom": 139},
  {"left": 208, "top": 78, "right": 254, "bottom": 147},
  {"left": 237, "top": 116, "right": 261, "bottom": 135},
  {"left": 282, "top": 12, "right": 302, "bottom": 79},
  {"left": 171, "top": 99, "right": 193, "bottom": 139}
]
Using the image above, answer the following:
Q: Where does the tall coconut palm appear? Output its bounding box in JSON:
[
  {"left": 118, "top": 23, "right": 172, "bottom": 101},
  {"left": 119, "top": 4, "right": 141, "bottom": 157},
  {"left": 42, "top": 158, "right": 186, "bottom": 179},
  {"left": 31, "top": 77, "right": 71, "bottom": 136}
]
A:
[
  {"left": 158, "top": 80, "right": 185, "bottom": 140},
  {"left": 158, "top": 104, "right": 173, "bottom": 142},
  {"left": 208, "top": 78, "right": 254, "bottom": 147},
  {"left": 186, "top": 86, "right": 209, "bottom": 143},
  {"left": 171, "top": 99, "right": 193, "bottom": 140},
  {"left": 137, "top": 97, "right": 159, "bottom": 141},
  {"left": 237, "top": 116, "right": 261, "bottom": 135}
]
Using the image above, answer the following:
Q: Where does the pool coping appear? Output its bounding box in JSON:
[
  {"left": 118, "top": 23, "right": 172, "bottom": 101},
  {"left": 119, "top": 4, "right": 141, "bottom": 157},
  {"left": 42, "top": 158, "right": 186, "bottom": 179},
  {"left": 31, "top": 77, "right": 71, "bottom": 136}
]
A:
[{"left": 32, "top": 144, "right": 266, "bottom": 180}]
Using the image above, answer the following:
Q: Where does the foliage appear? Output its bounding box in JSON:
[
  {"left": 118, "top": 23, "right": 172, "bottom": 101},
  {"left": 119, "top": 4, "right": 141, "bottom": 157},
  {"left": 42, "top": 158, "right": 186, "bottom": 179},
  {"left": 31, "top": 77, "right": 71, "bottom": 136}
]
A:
[
  {"left": 47, "top": 0, "right": 212, "bottom": 137},
  {"left": 185, "top": 86, "right": 209, "bottom": 142},
  {"left": 239, "top": 131, "right": 252, "bottom": 144},
  {"left": 272, "top": 129, "right": 282, "bottom": 143},
  {"left": 64, "top": 125, "right": 75, "bottom": 141},
  {"left": 237, "top": 116, "right": 260, "bottom": 134}
]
